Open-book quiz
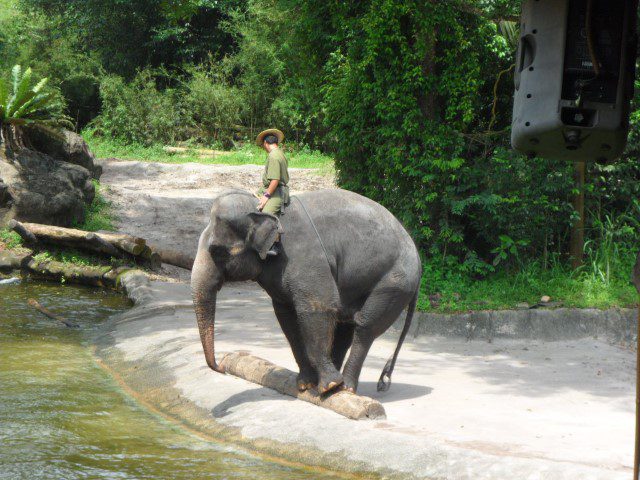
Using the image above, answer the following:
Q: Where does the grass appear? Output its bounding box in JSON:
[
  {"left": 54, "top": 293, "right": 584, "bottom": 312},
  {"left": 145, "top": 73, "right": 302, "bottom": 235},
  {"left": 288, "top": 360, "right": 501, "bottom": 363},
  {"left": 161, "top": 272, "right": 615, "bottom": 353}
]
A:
[
  {"left": 419, "top": 255, "right": 638, "bottom": 313},
  {"left": 83, "top": 129, "right": 335, "bottom": 173},
  {"left": 0, "top": 228, "right": 23, "bottom": 249},
  {"left": 73, "top": 180, "right": 116, "bottom": 232},
  {"left": 31, "top": 248, "right": 124, "bottom": 268}
]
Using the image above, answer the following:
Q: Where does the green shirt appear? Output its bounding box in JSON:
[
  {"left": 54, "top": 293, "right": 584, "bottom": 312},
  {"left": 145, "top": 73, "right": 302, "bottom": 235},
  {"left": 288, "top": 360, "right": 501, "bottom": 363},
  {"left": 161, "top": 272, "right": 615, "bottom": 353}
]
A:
[{"left": 262, "top": 148, "right": 289, "bottom": 189}]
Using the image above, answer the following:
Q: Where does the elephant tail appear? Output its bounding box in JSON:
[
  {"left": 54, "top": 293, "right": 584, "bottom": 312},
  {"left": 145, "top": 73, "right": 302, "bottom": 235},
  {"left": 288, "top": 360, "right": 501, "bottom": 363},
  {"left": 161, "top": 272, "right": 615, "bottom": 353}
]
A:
[{"left": 377, "top": 289, "right": 418, "bottom": 392}]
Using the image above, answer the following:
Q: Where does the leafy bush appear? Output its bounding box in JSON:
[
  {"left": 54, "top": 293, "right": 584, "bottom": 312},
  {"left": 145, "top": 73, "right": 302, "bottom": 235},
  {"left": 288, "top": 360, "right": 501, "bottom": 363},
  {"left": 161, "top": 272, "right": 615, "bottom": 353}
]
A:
[
  {"left": 94, "top": 70, "right": 183, "bottom": 146},
  {"left": 181, "top": 63, "right": 243, "bottom": 146}
]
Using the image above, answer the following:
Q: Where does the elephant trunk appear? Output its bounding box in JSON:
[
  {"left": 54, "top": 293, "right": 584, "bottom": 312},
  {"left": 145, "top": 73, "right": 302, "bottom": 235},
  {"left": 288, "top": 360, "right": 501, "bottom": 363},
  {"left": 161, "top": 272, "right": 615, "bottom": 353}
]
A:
[{"left": 191, "top": 257, "right": 225, "bottom": 373}]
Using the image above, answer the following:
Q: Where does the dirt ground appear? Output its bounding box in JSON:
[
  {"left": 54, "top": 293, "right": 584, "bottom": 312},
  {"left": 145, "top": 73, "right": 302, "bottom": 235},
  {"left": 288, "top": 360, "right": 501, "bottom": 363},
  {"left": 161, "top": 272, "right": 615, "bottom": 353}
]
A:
[
  {"left": 98, "top": 158, "right": 335, "bottom": 280},
  {"left": 97, "top": 157, "right": 635, "bottom": 479}
]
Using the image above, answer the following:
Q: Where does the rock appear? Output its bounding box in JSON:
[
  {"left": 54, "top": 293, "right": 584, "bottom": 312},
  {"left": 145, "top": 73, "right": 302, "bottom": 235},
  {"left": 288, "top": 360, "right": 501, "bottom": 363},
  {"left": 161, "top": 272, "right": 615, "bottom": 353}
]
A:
[
  {"left": 24, "top": 125, "right": 102, "bottom": 179},
  {"left": 0, "top": 146, "right": 94, "bottom": 227},
  {"left": 540, "top": 295, "right": 551, "bottom": 303},
  {"left": 0, "top": 178, "right": 10, "bottom": 206}
]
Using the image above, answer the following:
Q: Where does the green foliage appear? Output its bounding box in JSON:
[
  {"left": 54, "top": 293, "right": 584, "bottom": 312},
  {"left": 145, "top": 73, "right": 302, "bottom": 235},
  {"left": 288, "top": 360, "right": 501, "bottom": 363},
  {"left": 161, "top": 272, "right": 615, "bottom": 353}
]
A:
[
  {"left": 73, "top": 180, "right": 115, "bottom": 232},
  {"left": 4, "top": 0, "right": 639, "bottom": 312},
  {"left": 19, "top": 0, "right": 240, "bottom": 78},
  {"left": 0, "top": 65, "right": 66, "bottom": 126},
  {"left": 0, "top": 228, "right": 23, "bottom": 249},
  {"left": 32, "top": 247, "right": 122, "bottom": 268},
  {"left": 93, "top": 70, "right": 182, "bottom": 146},
  {"left": 419, "top": 254, "right": 637, "bottom": 313},
  {"left": 83, "top": 129, "right": 335, "bottom": 171},
  {"left": 181, "top": 62, "right": 244, "bottom": 145}
]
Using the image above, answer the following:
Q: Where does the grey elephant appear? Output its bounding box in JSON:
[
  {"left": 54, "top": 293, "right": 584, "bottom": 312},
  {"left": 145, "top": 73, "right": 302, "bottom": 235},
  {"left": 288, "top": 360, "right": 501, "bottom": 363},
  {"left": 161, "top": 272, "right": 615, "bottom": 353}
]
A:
[{"left": 191, "top": 189, "right": 421, "bottom": 394}]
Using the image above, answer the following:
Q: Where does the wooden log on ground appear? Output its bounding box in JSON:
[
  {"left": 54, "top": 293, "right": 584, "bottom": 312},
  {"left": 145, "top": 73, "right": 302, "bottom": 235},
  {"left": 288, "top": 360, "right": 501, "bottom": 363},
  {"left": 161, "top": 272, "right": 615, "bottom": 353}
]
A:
[
  {"left": 219, "top": 352, "right": 386, "bottom": 420},
  {"left": 9, "top": 222, "right": 146, "bottom": 256},
  {"left": 26, "top": 257, "right": 112, "bottom": 287},
  {"left": 8, "top": 220, "right": 38, "bottom": 244},
  {"left": 85, "top": 232, "right": 122, "bottom": 257},
  {"left": 163, "top": 146, "right": 225, "bottom": 157},
  {"left": 27, "top": 298, "right": 79, "bottom": 328},
  {"left": 147, "top": 243, "right": 194, "bottom": 270}
]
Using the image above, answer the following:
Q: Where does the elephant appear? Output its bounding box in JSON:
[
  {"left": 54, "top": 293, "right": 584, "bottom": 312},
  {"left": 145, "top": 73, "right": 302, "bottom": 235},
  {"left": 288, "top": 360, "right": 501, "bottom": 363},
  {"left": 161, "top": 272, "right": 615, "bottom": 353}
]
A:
[{"left": 191, "top": 188, "right": 422, "bottom": 394}]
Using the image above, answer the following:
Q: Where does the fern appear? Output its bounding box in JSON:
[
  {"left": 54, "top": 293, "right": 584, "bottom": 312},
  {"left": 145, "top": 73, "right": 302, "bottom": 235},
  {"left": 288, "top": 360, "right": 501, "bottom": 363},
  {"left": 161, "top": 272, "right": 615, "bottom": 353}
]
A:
[{"left": 0, "top": 64, "right": 67, "bottom": 127}]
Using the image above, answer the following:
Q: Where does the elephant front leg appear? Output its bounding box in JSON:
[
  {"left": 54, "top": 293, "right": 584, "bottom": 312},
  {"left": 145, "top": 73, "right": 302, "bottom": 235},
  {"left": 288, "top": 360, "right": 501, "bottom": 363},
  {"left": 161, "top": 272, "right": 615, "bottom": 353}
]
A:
[
  {"left": 297, "top": 311, "right": 344, "bottom": 394},
  {"left": 272, "top": 300, "right": 317, "bottom": 391}
]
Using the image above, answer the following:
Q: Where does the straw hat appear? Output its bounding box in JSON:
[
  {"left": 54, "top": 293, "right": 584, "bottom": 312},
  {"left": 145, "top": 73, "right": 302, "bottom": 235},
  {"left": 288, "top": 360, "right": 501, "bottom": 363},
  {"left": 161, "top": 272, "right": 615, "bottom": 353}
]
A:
[{"left": 255, "top": 128, "right": 284, "bottom": 146}]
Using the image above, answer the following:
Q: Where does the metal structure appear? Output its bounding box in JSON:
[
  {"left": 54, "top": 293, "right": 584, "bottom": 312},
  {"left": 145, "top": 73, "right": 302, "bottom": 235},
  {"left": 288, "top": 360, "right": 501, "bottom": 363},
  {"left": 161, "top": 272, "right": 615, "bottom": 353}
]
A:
[{"left": 512, "top": 0, "right": 638, "bottom": 162}]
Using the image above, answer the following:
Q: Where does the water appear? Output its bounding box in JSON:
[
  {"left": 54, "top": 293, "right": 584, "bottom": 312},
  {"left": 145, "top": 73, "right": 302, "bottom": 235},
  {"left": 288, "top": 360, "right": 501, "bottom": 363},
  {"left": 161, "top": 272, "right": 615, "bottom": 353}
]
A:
[{"left": 0, "top": 281, "right": 332, "bottom": 479}]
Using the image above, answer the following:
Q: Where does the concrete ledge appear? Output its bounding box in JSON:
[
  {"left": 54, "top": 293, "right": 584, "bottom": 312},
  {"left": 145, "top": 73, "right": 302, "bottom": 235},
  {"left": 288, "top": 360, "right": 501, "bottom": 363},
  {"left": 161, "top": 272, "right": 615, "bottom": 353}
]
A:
[
  {"left": 94, "top": 281, "right": 635, "bottom": 480},
  {"left": 410, "top": 308, "right": 637, "bottom": 344}
]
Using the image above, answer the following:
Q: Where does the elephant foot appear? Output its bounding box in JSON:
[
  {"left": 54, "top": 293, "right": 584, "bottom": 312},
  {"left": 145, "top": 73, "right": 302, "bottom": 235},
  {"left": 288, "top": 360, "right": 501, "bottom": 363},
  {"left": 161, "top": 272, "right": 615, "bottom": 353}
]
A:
[
  {"left": 317, "top": 372, "right": 344, "bottom": 394},
  {"left": 339, "top": 384, "right": 356, "bottom": 394},
  {"left": 341, "top": 378, "right": 357, "bottom": 394},
  {"left": 296, "top": 371, "right": 317, "bottom": 392}
]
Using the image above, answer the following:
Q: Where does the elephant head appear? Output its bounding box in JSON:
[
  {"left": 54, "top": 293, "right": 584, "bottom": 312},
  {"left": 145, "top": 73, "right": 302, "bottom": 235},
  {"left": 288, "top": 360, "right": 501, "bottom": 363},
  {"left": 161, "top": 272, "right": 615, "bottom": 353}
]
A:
[{"left": 190, "top": 190, "right": 280, "bottom": 372}]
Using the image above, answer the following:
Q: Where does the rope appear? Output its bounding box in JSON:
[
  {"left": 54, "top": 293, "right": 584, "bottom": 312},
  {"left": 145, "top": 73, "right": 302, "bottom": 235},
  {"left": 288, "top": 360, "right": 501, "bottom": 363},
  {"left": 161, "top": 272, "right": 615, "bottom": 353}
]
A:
[{"left": 293, "top": 196, "right": 331, "bottom": 267}]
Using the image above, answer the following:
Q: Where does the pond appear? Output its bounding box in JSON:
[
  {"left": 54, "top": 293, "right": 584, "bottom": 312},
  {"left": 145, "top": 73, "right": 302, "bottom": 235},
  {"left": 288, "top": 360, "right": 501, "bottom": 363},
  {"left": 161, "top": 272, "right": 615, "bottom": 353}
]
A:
[{"left": 0, "top": 280, "right": 333, "bottom": 479}]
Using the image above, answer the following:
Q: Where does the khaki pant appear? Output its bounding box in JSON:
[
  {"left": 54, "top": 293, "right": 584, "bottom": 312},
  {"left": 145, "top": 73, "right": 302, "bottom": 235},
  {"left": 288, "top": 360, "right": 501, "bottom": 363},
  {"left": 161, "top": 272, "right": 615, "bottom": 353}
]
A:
[{"left": 262, "top": 196, "right": 283, "bottom": 215}]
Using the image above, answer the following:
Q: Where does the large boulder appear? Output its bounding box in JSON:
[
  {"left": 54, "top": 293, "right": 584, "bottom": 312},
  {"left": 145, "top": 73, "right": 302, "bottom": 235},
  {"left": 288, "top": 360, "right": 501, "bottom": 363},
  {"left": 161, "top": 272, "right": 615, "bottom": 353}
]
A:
[
  {"left": 0, "top": 143, "right": 95, "bottom": 227},
  {"left": 24, "top": 126, "right": 102, "bottom": 178}
]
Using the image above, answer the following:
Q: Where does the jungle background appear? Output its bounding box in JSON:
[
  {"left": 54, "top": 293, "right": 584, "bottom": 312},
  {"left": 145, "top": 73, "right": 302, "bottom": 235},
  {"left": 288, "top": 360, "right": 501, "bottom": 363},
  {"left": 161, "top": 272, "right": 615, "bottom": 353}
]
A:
[{"left": 1, "top": 0, "right": 638, "bottom": 311}]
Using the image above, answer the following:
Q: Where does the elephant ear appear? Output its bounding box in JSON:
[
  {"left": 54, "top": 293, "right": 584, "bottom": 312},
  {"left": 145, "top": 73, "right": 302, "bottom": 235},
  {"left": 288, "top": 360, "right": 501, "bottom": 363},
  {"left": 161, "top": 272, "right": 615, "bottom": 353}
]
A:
[{"left": 246, "top": 212, "right": 280, "bottom": 260}]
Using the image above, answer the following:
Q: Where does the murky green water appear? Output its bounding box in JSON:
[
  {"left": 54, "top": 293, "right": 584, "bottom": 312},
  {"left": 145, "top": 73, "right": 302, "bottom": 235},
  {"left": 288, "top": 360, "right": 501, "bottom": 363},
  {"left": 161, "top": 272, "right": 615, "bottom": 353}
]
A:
[{"left": 0, "top": 280, "right": 330, "bottom": 479}]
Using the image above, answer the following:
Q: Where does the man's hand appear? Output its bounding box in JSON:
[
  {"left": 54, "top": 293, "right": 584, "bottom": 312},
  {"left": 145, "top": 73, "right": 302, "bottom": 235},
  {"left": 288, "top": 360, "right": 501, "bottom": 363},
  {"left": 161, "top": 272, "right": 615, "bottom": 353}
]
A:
[{"left": 257, "top": 195, "right": 269, "bottom": 211}]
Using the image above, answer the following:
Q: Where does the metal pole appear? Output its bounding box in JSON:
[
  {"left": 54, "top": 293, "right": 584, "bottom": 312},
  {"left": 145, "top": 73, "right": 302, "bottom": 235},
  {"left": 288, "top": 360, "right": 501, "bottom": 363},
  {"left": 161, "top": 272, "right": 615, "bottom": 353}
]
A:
[{"left": 570, "top": 161, "right": 585, "bottom": 269}]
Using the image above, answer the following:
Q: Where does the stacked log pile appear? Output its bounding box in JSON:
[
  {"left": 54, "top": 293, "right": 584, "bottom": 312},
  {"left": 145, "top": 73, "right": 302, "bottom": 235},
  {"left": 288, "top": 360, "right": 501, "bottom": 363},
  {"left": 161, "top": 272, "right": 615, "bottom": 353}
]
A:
[{"left": 8, "top": 220, "right": 194, "bottom": 270}]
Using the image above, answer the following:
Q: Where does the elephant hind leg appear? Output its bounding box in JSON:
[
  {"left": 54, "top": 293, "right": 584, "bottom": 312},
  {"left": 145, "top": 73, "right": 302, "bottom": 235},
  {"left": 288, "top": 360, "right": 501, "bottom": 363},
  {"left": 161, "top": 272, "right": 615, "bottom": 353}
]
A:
[
  {"left": 331, "top": 322, "right": 354, "bottom": 371},
  {"left": 342, "top": 282, "right": 412, "bottom": 393}
]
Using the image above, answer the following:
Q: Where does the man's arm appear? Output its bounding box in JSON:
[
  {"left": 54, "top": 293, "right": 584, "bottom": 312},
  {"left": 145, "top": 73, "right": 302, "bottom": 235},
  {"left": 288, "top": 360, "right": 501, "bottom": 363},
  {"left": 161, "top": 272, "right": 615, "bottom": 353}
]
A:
[{"left": 258, "top": 179, "right": 280, "bottom": 211}]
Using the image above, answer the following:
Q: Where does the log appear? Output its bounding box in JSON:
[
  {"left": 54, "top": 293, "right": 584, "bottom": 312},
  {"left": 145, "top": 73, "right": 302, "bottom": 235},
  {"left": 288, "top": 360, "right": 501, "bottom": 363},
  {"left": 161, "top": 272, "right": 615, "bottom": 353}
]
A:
[
  {"left": 10, "top": 221, "right": 190, "bottom": 271},
  {"left": 8, "top": 220, "right": 38, "bottom": 244},
  {"left": 219, "top": 352, "right": 386, "bottom": 420},
  {"left": 85, "top": 233, "right": 122, "bottom": 257},
  {"left": 163, "top": 146, "right": 225, "bottom": 156},
  {"left": 27, "top": 298, "right": 79, "bottom": 328},
  {"left": 147, "top": 243, "right": 194, "bottom": 270},
  {"left": 26, "top": 257, "right": 111, "bottom": 287},
  {"left": 10, "top": 222, "right": 146, "bottom": 256}
]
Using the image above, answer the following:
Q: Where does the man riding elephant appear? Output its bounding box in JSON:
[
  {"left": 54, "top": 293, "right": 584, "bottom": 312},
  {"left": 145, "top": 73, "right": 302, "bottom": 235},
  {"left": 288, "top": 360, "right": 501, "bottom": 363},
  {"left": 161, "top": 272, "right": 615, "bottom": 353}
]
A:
[
  {"left": 256, "top": 128, "right": 290, "bottom": 216},
  {"left": 255, "top": 128, "right": 290, "bottom": 256}
]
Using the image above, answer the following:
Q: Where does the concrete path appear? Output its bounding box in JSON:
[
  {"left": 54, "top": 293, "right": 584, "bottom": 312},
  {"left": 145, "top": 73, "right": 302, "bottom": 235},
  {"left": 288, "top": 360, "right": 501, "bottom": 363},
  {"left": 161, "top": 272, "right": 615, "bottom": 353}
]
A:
[{"left": 96, "top": 277, "right": 636, "bottom": 480}]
